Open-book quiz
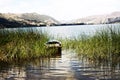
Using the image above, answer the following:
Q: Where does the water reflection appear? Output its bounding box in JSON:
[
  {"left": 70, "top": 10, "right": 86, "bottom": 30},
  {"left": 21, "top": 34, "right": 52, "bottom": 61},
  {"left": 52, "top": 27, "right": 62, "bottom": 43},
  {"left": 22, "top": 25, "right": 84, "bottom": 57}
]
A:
[{"left": 0, "top": 50, "right": 120, "bottom": 80}]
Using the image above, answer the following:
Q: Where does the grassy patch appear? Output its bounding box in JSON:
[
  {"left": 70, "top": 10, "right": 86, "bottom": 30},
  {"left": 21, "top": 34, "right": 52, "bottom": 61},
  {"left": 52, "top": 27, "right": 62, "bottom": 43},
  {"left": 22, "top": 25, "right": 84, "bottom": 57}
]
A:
[
  {"left": 0, "top": 28, "right": 51, "bottom": 61},
  {"left": 62, "top": 26, "right": 120, "bottom": 66}
]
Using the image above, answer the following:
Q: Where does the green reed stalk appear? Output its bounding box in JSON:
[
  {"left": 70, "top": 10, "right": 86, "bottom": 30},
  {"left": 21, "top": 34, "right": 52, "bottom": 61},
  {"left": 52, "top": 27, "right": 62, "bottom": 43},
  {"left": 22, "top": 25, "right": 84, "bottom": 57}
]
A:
[
  {"left": 0, "top": 28, "right": 50, "bottom": 61},
  {"left": 62, "top": 26, "right": 120, "bottom": 64}
]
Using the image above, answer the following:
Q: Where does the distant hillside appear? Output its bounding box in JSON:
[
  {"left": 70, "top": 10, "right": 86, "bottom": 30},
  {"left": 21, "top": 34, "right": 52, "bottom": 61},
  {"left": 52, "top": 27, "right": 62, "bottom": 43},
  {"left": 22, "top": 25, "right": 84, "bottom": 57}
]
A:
[
  {"left": 70, "top": 11, "right": 120, "bottom": 24},
  {"left": 0, "top": 12, "right": 120, "bottom": 28},
  {"left": 0, "top": 13, "right": 59, "bottom": 28}
]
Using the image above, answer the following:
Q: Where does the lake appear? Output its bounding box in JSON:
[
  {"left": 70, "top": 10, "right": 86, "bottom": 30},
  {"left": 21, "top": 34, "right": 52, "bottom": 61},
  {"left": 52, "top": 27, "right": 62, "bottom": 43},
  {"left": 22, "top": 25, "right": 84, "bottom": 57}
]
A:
[
  {"left": 38, "top": 24, "right": 120, "bottom": 39},
  {"left": 5, "top": 24, "right": 119, "bottom": 39},
  {"left": 0, "top": 24, "right": 120, "bottom": 80}
]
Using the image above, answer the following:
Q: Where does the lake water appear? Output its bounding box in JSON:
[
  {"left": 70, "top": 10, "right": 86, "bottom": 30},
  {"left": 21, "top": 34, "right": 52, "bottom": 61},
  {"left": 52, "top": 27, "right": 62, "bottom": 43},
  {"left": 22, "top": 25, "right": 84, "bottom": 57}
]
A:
[
  {"left": 5, "top": 24, "right": 119, "bottom": 39},
  {"left": 38, "top": 24, "right": 119, "bottom": 39},
  {"left": 0, "top": 50, "right": 120, "bottom": 80},
  {"left": 0, "top": 24, "right": 120, "bottom": 80}
]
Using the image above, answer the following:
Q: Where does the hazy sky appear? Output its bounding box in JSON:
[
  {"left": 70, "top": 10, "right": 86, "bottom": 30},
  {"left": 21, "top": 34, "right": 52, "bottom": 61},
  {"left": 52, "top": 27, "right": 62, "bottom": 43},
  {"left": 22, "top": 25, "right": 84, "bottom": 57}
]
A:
[{"left": 0, "top": 0, "right": 120, "bottom": 21}]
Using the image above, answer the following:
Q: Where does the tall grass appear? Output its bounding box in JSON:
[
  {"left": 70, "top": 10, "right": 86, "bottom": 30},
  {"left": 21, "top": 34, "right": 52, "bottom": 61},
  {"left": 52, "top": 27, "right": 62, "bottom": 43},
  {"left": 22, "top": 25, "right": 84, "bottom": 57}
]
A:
[
  {"left": 62, "top": 26, "right": 120, "bottom": 66},
  {"left": 0, "top": 28, "right": 51, "bottom": 61}
]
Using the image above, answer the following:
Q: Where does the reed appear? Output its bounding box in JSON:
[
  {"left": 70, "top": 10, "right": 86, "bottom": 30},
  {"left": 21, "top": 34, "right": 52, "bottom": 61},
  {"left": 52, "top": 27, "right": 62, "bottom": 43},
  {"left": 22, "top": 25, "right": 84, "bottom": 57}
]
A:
[
  {"left": 0, "top": 28, "right": 51, "bottom": 61},
  {"left": 62, "top": 26, "right": 120, "bottom": 65}
]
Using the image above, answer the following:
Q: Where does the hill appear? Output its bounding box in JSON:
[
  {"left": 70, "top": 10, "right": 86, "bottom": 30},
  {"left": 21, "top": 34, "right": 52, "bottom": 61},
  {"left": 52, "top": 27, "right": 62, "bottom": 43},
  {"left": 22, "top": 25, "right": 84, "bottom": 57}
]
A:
[
  {"left": 0, "top": 13, "right": 59, "bottom": 28},
  {"left": 70, "top": 11, "right": 120, "bottom": 25}
]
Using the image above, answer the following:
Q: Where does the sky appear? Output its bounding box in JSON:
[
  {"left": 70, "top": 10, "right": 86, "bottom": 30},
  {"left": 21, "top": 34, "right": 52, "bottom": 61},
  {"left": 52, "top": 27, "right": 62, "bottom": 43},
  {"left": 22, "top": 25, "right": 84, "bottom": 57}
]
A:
[{"left": 0, "top": 0, "right": 120, "bottom": 21}]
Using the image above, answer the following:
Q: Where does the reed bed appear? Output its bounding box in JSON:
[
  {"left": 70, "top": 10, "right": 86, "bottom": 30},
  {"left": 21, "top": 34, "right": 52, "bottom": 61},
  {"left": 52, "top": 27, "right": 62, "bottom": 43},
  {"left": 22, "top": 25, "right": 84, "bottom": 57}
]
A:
[
  {"left": 0, "top": 28, "right": 51, "bottom": 62},
  {"left": 62, "top": 26, "right": 120, "bottom": 66}
]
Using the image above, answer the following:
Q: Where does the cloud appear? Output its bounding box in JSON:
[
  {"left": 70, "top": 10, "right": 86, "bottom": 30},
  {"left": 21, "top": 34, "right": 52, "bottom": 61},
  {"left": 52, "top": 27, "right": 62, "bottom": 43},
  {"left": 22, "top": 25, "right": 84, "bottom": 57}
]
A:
[
  {"left": 0, "top": 0, "right": 120, "bottom": 20},
  {"left": 44, "top": 0, "right": 120, "bottom": 20}
]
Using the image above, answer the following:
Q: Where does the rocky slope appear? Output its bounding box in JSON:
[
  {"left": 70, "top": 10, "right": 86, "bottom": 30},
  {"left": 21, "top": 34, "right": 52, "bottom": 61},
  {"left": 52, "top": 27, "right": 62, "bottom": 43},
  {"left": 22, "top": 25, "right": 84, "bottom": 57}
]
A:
[
  {"left": 0, "top": 12, "right": 120, "bottom": 28},
  {"left": 0, "top": 13, "right": 59, "bottom": 28},
  {"left": 71, "top": 11, "right": 120, "bottom": 24}
]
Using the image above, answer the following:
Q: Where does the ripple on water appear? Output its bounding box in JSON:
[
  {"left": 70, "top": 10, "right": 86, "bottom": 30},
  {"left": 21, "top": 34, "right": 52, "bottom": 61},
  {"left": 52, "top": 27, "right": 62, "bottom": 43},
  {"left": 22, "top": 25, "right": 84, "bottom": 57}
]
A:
[{"left": 0, "top": 50, "right": 120, "bottom": 80}]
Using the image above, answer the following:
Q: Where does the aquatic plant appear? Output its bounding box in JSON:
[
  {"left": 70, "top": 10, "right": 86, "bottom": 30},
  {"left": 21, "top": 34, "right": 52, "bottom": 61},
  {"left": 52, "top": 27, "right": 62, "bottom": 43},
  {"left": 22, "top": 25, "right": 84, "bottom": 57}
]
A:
[
  {"left": 62, "top": 26, "right": 120, "bottom": 66},
  {"left": 0, "top": 28, "right": 51, "bottom": 61}
]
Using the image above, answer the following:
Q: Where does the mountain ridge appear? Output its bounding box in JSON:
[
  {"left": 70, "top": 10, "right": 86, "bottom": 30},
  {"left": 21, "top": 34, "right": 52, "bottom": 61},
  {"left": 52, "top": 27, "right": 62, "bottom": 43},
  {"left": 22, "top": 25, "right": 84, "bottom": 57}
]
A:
[
  {"left": 0, "top": 13, "right": 59, "bottom": 28},
  {"left": 70, "top": 11, "right": 120, "bottom": 24},
  {"left": 0, "top": 12, "right": 120, "bottom": 28}
]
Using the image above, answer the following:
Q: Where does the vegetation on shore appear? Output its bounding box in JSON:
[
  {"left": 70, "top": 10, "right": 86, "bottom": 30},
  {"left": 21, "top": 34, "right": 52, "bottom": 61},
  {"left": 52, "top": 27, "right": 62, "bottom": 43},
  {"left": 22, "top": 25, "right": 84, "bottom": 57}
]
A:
[
  {"left": 0, "top": 25, "right": 120, "bottom": 67},
  {"left": 62, "top": 26, "right": 120, "bottom": 66},
  {"left": 0, "top": 28, "right": 54, "bottom": 62}
]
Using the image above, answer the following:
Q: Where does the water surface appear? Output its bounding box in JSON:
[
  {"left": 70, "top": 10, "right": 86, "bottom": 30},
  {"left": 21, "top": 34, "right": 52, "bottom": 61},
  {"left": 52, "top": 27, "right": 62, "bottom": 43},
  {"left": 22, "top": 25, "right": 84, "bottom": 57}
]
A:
[
  {"left": 0, "top": 50, "right": 120, "bottom": 80},
  {"left": 0, "top": 24, "right": 120, "bottom": 80},
  {"left": 38, "top": 24, "right": 119, "bottom": 39}
]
